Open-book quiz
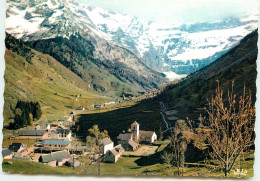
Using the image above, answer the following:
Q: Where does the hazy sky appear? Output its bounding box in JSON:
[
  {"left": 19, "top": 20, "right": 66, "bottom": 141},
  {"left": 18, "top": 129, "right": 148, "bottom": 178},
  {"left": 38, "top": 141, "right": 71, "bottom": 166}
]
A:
[{"left": 77, "top": 0, "right": 259, "bottom": 24}]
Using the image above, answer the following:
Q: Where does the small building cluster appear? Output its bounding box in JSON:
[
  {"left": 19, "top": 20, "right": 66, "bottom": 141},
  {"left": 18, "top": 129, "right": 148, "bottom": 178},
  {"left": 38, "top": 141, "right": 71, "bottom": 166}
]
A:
[
  {"left": 117, "top": 121, "right": 157, "bottom": 151},
  {"left": 100, "top": 137, "right": 125, "bottom": 163},
  {"left": 2, "top": 113, "right": 83, "bottom": 168}
]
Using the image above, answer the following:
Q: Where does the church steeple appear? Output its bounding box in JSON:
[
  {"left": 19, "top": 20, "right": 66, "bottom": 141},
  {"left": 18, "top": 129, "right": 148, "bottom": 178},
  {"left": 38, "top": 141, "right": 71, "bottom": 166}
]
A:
[{"left": 131, "top": 121, "right": 139, "bottom": 141}]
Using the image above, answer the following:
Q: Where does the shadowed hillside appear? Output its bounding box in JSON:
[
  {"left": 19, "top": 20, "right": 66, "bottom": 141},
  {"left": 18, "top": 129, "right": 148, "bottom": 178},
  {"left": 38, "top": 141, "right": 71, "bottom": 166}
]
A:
[{"left": 160, "top": 30, "right": 258, "bottom": 120}]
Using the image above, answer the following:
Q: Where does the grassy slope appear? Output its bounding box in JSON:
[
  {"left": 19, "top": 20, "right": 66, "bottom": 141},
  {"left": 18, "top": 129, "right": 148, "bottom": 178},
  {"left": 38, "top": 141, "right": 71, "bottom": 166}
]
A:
[{"left": 4, "top": 35, "right": 110, "bottom": 125}]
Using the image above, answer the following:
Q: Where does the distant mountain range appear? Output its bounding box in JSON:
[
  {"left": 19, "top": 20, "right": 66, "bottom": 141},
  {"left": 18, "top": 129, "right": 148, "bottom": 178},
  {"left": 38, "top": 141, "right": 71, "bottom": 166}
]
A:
[
  {"left": 159, "top": 29, "right": 257, "bottom": 120},
  {"left": 6, "top": 0, "right": 258, "bottom": 82},
  {"left": 6, "top": 0, "right": 166, "bottom": 95}
]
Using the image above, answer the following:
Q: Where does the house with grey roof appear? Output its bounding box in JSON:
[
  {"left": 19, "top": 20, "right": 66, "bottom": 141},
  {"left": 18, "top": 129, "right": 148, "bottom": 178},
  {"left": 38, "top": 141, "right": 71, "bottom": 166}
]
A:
[
  {"left": 2, "top": 148, "right": 13, "bottom": 159},
  {"left": 104, "top": 144, "right": 125, "bottom": 163},
  {"left": 43, "top": 127, "right": 71, "bottom": 140},
  {"left": 118, "top": 139, "right": 139, "bottom": 151},
  {"left": 41, "top": 139, "right": 71, "bottom": 151},
  {"left": 139, "top": 130, "right": 157, "bottom": 143},
  {"left": 118, "top": 132, "right": 132, "bottom": 141},
  {"left": 39, "top": 150, "right": 71, "bottom": 167},
  {"left": 18, "top": 130, "right": 45, "bottom": 139}
]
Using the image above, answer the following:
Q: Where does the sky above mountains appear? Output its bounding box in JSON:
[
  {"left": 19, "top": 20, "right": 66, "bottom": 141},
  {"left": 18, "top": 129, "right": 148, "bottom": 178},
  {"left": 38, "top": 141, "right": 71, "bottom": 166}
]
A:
[{"left": 78, "top": 0, "right": 259, "bottom": 24}]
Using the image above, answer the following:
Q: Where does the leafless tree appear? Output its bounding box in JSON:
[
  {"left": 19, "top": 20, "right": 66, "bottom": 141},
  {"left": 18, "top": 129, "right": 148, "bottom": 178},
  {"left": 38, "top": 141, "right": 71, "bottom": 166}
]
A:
[
  {"left": 86, "top": 124, "right": 109, "bottom": 175},
  {"left": 161, "top": 150, "right": 173, "bottom": 166},
  {"left": 169, "top": 119, "right": 193, "bottom": 176},
  {"left": 205, "top": 80, "right": 255, "bottom": 177}
]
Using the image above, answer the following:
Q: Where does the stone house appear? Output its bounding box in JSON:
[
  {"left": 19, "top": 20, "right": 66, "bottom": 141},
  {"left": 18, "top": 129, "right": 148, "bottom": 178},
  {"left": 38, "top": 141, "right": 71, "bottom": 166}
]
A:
[
  {"left": 39, "top": 150, "right": 71, "bottom": 167},
  {"left": 100, "top": 137, "right": 114, "bottom": 155},
  {"left": 139, "top": 131, "right": 157, "bottom": 143},
  {"left": 43, "top": 127, "right": 71, "bottom": 140},
  {"left": 2, "top": 148, "right": 13, "bottom": 159},
  {"left": 104, "top": 144, "right": 125, "bottom": 163},
  {"left": 118, "top": 139, "right": 138, "bottom": 151}
]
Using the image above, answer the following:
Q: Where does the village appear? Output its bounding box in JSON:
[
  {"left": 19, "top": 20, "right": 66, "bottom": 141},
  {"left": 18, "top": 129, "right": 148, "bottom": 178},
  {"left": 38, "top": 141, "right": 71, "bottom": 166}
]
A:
[{"left": 2, "top": 91, "right": 162, "bottom": 170}]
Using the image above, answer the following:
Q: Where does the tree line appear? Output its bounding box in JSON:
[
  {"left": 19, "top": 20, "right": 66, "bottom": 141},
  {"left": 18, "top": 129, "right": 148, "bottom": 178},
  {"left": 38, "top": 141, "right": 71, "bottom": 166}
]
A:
[{"left": 8, "top": 100, "right": 42, "bottom": 129}]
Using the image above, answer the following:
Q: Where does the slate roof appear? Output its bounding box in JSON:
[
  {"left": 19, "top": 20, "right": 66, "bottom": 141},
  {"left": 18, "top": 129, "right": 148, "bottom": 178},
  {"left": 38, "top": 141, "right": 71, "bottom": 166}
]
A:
[
  {"left": 8, "top": 143, "right": 23, "bottom": 152},
  {"left": 118, "top": 133, "right": 132, "bottom": 141},
  {"left": 19, "top": 130, "right": 45, "bottom": 136},
  {"left": 128, "top": 139, "right": 138, "bottom": 148},
  {"left": 100, "top": 137, "right": 113, "bottom": 145},
  {"left": 40, "top": 150, "right": 70, "bottom": 163},
  {"left": 2, "top": 148, "right": 12, "bottom": 157},
  {"left": 42, "top": 139, "right": 70, "bottom": 146},
  {"left": 139, "top": 130, "right": 155, "bottom": 138},
  {"left": 114, "top": 144, "right": 125, "bottom": 154},
  {"left": 109, "top": 148, "right": 119, "bottom": 156}
]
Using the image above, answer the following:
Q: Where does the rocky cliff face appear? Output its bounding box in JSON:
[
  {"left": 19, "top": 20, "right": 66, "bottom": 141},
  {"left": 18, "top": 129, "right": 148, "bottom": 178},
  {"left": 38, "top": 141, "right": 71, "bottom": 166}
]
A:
[{"left": 6, "top": 0, "right": 166, "bottom": 93}]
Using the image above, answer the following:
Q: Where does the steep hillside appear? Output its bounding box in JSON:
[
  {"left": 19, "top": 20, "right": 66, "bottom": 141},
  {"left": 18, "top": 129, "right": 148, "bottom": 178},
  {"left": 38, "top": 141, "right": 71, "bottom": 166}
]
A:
[
  {"left": 76, "top": 30, "right": 258, "bottom": 139},
  {"left": 4, "top": 34, "right": 110, "bottom": 125},
  {"left": 6, "top": 0, "right": 167, "bottom": 93},
  {"left": 26, "top": 34, "right": 165, "bottom": 94},
  {"left": 160, "top": 30, "right": 257, "bottom": 120}
]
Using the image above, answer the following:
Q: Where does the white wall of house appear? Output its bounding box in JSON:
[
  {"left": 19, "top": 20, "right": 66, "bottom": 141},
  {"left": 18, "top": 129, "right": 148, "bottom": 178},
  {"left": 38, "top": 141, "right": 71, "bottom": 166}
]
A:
[
  {"left": 48, "top": 160, "right": 58, "bottom": 167},
  {"left": 151, "top": 133, "right": 157, "bottom": 143},
  {"left": 102, "top": 142, "right": 114, "bottom": 155}
]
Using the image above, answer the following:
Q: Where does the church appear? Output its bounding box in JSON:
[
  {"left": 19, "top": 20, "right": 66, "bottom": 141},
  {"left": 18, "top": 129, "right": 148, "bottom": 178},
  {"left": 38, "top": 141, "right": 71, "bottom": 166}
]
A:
[{"left": 117, "top": 121, "right": 157, "bottom": 151}]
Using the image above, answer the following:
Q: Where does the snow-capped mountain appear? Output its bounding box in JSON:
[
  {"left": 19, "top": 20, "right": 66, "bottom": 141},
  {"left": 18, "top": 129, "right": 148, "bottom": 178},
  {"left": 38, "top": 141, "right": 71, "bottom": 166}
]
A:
[
  {"left": 6, "top": 0, "right": 258, "bottom": 81},
  {"left": 6, "top": 0, "right": 167, "bottom": 93},
  {"left": 81, "top": 5, "right": 258, "bottom": 75}
]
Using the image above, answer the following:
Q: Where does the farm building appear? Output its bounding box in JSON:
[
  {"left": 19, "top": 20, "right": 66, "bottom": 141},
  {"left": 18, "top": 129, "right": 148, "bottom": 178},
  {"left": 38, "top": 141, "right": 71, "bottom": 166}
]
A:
[
  {"left": 39, "top": 150, "right": 71, "bottom": 167},
  {"left": 100, "top": 137, "right": 114, "bottom": 155},
  {"left": 103, "top": 144, "right": 125, "bottom": 163},
  {"left": 69, "top": 146, "right": 87, "bottom": 154},
  {"left": 40, "top": 139, "right": 71, "bottom": 152},
  {"left": 139, "top": 131, "right": 157, "bottom": 143},
  {"left": 2, "top": 148, "right": 13, "bottom": 159},
  {"left": 18, "top": 130, "right": 45, "bottom": 139}
]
